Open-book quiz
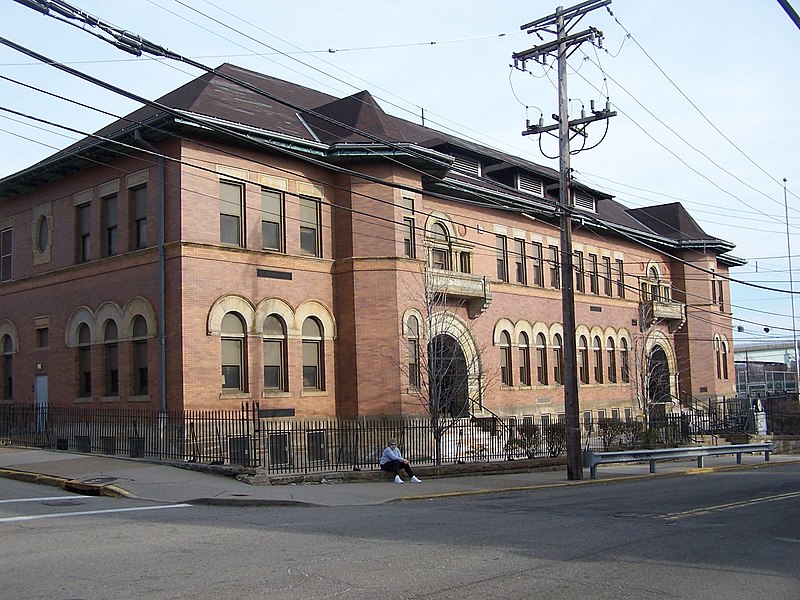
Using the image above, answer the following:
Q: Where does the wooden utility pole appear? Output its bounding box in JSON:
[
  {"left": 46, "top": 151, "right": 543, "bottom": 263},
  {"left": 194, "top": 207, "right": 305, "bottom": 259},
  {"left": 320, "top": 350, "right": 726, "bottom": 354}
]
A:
[{"left": 513, "top": 0, "right": 616, "bottom": 480}]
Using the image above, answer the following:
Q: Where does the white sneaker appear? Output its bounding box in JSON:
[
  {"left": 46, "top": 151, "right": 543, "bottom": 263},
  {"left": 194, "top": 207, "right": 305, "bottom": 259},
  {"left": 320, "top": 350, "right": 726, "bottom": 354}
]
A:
[
  {"left": 394, "top": 475, "right": 404, "bottom": 484},
  {"left": 410, "top": 476, "right": 422, "bottom": 484}
]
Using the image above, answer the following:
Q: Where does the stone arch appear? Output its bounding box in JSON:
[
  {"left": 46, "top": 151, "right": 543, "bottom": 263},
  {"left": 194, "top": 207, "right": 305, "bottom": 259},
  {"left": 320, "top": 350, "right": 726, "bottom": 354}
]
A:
[
  {"left": 0, "top": 320, "right": 19, "bottom": 353},
  {"left": 121, "top": 297, "right": 157, "bottom": 339},
  {"left": 255, "top": 297, "right": 295, "bottom": 336},
  {"left": 643, "top": 329, "right": 678, "bottom": 400},
  {"left": 95, "top": 302, "right": 123, "bottom": 341},
  {"left": 402, "top": 307, "right": 426, "bottom": 338},
  {"left": 493, "top": 318, "right": 515, "bottom": 345},
  {"left": 295, "top": 300, "right": 335, "bottom": 340},
  {"left": 207, "top": 294, "right": 257, "bottom": 336},
  {"left": 423, "top": 211, "right": 456, "bottom": 239},
  {"left": 430, "top": 310, "right": 482, "bottom": 405},
  {"left": 65, "top": 307, "right": 96, "bottom": 347},
  {"left": 513, "top": 319, "right": 534, "bottom": 345}
]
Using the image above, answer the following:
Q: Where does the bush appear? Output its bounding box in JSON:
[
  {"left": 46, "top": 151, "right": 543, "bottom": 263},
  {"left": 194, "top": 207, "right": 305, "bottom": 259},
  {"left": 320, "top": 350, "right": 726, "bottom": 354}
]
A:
[{"left": 544, "top": 422, "right": 566, "bottom": 457}]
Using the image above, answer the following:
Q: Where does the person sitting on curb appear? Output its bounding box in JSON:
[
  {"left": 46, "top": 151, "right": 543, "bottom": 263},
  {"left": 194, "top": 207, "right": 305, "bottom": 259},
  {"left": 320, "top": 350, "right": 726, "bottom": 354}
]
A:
[{"left": 380, "top": 438, "right": 421, "bottom": 484}]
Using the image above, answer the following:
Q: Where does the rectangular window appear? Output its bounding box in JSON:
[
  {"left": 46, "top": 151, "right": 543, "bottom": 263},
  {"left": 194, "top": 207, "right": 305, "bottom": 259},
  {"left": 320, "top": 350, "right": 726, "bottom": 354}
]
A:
[
  {"left": 133, "top": 340, "right": 148, "bottom": 395},
  {"left": 531, "top": 242, "right": 543, "bottom": 286},
  {"left": 219, "top": 181, "right": 243, "bottom": 246},
  {"left": 77, "top": 204, "right": 91, "bottom": 263},
  {"left": 302, "top": 340, "right": 323, "bottom": 389},
  {"left": 299, "top": 196, "right": 321, "bottom": 257},
  {"left": 0, "top": 228, "right": 11, "bottom": 282},
  {"left": 261, "top": 188, "right": 284, "bottom": 252},
  {"left": 36, "top": 327, "right": 48, "bottom": 349},
  {"left": 130, "top": 186, "right": 147, "bottom": 250},
  {"left": 602, "top": 256, "right": 613, "bottom": 296},
  {"left": 408, "top": 339, "right": 420, "bottom": 389},
  {"left": 514, "top": 238, "right": 526, "bottom": 284},
  {"left": 403, "top": 217, "right": 416, "bottom": 258},
  {"left": 103, "top": 194, "right": 118, "bottom": 257},
  {"left": 589, "top": 253, "right": 599, "bottom": 294},
  {"left": 582, "top": 411, "right": 593, "bottom": 429},
  {"left": 611, "top": 408, "right": 620, "bottom": 420},
  {"left": 574, "top": 251, "right": 585, "bottom": 292},
  {"left": 263, "top": 340, "right": 285, "bottom": 390},
  {"left": 717, "top": 280, "right": 724, "bottom": 312},
  {"left": 221, "top": 338, "right": 243, "bottom": 390},
  {"left": 496, "top": 235, "right": 509, "bottom": 282},
  {"left": 79, "top": 347, "right": 91, "bottom": 397},
  {"left": 624, "top": 407, "right": 633, "bottom": 422},
  {"left": 431, "top": 248, "right": 449, "bottom": 270},
  {"left": 548, "top": 245, "right": 560, "bottom": 289},
  {"left": 459, "top": 251, "right": 472, "bottom": 274},
  {"left": 615, "top": 259, "right": 625, "bottom": 298}
]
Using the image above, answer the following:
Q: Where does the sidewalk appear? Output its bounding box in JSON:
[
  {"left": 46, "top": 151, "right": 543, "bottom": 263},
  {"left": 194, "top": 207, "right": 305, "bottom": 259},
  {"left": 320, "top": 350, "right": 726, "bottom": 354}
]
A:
[{"left": 1, "top": 445, "right": 797, "bottom": 507}]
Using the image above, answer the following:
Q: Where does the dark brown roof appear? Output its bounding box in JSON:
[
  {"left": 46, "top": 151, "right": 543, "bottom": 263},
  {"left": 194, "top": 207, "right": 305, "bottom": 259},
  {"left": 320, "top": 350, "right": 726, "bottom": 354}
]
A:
[{"left": 0, "top": 63, "right": 736, "bottom": 254}]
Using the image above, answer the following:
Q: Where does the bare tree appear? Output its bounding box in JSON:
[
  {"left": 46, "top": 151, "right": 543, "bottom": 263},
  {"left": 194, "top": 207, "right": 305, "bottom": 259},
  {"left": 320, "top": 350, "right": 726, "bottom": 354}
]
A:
[{"left": 395, "top": 266, "right": 499, "bottom": 465}]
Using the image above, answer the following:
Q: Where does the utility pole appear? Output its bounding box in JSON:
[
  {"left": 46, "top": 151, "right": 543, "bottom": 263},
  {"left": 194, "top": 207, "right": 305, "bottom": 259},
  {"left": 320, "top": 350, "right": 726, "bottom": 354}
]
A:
[{"left": 513, "top": 0, "right": 616, "bottom": 480}]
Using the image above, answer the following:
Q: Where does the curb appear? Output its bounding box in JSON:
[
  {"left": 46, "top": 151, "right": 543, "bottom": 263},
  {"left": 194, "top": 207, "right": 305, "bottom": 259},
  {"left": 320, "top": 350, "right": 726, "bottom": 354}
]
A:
[{"left": 0, "top": 467, "right": 132, "bottom": 498}]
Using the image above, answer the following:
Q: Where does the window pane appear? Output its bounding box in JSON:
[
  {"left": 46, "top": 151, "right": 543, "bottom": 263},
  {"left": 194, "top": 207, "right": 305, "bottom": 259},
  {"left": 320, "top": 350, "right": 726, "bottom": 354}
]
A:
[
  {"left": 261, "top": 189, "right": 283, "bottom": 251},
  {"left": 262, "top": 222, "right": 281, "bottom": 251},
  {"left": 221, "top": 339, "right": 242, "bottom": 364},
  {"left": 302, "top": 318, "right": 321, "bottom": 338},
  {"left": 220, "top": 214, "right": 241, "bottom": 245},
  {"left": 300, "top": 226, "right": 318, "bottom": 256}
]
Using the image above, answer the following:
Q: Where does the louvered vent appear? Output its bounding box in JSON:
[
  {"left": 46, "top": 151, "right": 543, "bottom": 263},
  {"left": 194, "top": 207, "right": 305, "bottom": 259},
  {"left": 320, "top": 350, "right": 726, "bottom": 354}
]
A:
[
  {"left": 518, "top": 173, "right": 544, "bottom": 197},
  {"left": 451, "top": 155, "right": 481, "bottom": 177},
  {"left": 573, "top": 192, "right": 596, "bottom": 212}
]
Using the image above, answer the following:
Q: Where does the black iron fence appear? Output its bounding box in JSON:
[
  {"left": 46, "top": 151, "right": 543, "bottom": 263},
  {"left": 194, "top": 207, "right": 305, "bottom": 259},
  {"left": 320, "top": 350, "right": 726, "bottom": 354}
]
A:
[{"left": 2, "top": 398, "right": 792, "bottom": 474}]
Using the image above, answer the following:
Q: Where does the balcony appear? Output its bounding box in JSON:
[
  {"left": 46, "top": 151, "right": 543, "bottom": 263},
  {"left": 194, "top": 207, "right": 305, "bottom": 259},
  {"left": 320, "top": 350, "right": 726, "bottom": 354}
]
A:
[
  {"left": 640, "top": 299, "right": 686, "bottom": 332},
  {"left": 425, "top": 271, "right": 492, "bottom": 317}
]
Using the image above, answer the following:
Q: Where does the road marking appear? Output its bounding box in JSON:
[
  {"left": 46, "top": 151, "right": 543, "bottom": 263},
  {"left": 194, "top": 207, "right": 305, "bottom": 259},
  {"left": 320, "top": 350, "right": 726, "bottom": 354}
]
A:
[
  {"left": 661, "top": 490, "right": 800, "bottom": 521},
  {"left": 0, "top": 503, "right": 191, "bottom": 523},
  {"left": 0, "top": 496, "right": 101, "bottom": 504}
]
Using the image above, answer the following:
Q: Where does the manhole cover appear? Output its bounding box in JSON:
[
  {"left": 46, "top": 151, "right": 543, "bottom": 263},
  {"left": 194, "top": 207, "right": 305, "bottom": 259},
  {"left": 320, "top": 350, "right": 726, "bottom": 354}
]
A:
[{"left": 81, "top": 477, "right": 118, "bottom": 485}]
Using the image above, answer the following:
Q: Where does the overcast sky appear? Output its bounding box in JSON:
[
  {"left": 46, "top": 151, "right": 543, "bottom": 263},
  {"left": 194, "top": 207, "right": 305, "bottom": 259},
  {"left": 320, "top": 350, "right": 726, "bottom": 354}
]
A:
[{"left": 1, "top": 0, "right": 798, "bottom": 346}]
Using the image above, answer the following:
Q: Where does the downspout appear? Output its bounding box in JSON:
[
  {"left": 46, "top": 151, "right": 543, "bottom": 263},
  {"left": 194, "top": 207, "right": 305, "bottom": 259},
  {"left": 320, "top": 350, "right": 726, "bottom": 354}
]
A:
[{"left": 133, "top": 130, "right": 167, "bottom": 416}]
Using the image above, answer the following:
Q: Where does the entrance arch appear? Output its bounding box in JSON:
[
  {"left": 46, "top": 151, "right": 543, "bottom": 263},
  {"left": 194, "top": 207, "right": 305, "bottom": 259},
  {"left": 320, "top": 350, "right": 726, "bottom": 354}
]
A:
[
  {"left": 647, "top": 345, "right": 671, "bottom": 421},
  {"left": 429, "top": 334, "right": 469, "bottom": 418}
]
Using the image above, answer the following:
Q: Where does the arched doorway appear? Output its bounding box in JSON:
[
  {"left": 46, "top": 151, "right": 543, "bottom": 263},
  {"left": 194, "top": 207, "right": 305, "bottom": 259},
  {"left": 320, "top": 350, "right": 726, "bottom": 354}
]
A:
[
  {"left": 428, "top": 334, "right": 469, "bottom": 418},
  {"left": 647, "top": 345, "right": 671, "bottom": 422}
]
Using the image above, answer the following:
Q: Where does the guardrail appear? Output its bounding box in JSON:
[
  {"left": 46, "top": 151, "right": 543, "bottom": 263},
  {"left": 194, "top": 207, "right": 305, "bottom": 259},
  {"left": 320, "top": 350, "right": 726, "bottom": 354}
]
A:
[{"left": 583, "top": 443, "right": 772, "bottom": 479}]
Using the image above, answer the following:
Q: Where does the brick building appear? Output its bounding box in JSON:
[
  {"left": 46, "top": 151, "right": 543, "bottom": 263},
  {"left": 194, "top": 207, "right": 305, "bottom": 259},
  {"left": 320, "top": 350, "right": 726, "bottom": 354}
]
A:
[{"left": 0, "top": 64, "right": 742, "bottom": 423}]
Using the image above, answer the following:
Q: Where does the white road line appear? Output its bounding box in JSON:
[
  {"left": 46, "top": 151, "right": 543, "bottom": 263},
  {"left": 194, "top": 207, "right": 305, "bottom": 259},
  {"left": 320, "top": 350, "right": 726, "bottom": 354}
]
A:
[
  {"left": 0, "top": 496, "right": 101, "bottom": 504},
  {"left": 0, "top": 503, "right": 191, "bottom": 523}
]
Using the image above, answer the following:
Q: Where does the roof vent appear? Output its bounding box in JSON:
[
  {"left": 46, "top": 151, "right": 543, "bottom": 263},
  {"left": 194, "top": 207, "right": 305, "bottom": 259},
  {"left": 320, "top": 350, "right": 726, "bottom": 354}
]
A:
[
  {"left": 573, "top": 192, "right": 596, "bottom": 212},
  {"left": 518, "top": 173, "right": 544, "bottom": 197},
  {"left": 451, "top": 155, "right": 481, "bottom": 178}
]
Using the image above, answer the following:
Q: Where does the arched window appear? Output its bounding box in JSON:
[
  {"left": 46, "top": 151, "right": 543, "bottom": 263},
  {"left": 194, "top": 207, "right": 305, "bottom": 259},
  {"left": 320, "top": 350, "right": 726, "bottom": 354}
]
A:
[
  {"left": 302, "top": 317, "right": 324, "bottom": 391},
  {"left": 518, "top": 332, "right": 531, "bottom": 386},
  {"left": 499, "top": 331, "right": 513, "bottom": 386},
  {"left": 221, "top": 313, "right": 246, "bottom": 392},
  {"left": 536, "top": 333, "right": 548, "bottom": 385},
  {"left": 131, "top": 316, "right": 148, "bottom": 396},
  {"left": 263, "top": 315, "right": 287, "bottom": 391},
  {"left": 578, "top": 336, "right": 589, "bottom": 384},
  {"left": 606, "top": 337, "right": 617, "bottom": 383},
  {"left": 721, "top": 340, "right": 729, "bottom": 380},
  {"left": 405, "top": 315, "right": 421, "bottom": 389},
  {"left": 714, "top": 336, "right": 722, "bottom": 379},
  {"left": 77, "top": 323, "right": 92, "bottom": 397},
  {"left": 1, "top": 334, "right": 12, "bottom": 400},
  {"left": 592, "top": 336, "right": 604, "bottom": 384},
  {"left": 620, "top": 338, "right": 630, "bottom": 383},
  {"left": 429, "top": 222, "right": 452, "bottom": 271},
  {"left": 552, "top": 333, "right": 563, "bottom": 385},
  {"left": 648, "top": 266, "right": 660, "bottom": 301},
  {"left": 104, "top": 320, "right": 119, "bottom": 396}
]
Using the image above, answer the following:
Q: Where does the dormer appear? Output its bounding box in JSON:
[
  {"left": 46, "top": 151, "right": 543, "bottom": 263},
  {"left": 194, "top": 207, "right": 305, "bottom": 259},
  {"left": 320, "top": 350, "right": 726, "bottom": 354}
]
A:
[
  {"left": 573, "top": 191, "right": 596, "bottom": 212},
  {"left": 451, "top": 154, "right": 481, "bottom": 178}
]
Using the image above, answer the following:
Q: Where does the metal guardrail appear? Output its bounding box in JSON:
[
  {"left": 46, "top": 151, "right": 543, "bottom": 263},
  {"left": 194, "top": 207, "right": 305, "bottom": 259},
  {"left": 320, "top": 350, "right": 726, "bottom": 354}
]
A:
[{"left": 583, "top": 443, "right": 773, "bottom": 479}]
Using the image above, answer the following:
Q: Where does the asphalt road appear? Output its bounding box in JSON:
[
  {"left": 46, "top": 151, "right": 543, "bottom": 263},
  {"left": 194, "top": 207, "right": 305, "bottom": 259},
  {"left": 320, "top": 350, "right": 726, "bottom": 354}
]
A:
[{"left": 1, "top": 464, "right": 798, "bottom": 599}]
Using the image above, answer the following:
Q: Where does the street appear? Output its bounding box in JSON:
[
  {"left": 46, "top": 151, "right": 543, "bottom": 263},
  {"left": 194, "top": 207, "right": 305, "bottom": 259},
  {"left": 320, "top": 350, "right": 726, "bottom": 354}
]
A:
[{"left": 1, "top": 464, "right": 799, "bottom": 599}]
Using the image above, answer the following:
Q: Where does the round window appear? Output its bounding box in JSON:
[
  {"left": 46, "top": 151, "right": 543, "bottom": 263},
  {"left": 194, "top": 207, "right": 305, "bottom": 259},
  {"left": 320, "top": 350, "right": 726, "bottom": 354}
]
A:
[{"left": 36, "top": 215, "right": 49, "bottom": 253}]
